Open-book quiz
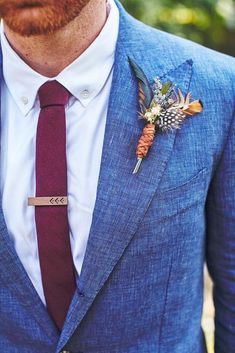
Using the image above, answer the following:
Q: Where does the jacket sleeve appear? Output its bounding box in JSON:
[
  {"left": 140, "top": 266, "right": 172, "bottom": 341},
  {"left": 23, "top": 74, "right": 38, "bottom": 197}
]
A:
[{"left": 206, "top": 110, "right": 235, "bottom": 353}]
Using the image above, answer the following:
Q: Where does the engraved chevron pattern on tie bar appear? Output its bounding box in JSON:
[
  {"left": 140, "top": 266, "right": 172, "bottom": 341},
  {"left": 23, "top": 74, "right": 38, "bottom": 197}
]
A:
[{"left": 28, "top": 196, "right": 68, "bottom": 206}]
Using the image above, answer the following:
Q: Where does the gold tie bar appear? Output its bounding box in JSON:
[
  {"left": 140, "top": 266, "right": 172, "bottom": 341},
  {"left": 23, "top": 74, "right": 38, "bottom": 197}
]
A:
[{"left": 28, "top": 196, "right": 68, "bottom": 206}]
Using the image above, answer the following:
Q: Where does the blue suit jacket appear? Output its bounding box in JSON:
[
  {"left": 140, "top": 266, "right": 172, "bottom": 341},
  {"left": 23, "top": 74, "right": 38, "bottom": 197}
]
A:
[{"left": 0, "top": 2, "right": 235, "bottom": 353}]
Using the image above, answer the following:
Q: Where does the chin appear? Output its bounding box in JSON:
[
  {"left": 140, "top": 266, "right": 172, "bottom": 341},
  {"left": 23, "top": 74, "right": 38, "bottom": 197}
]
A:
[
  {"left": 1, "top": 0, "right": 89, "bottom": 37},
  {"left": 4, "top": 8, "right": 74, "bottom": 36},
  {"left": 4, "top": 8, "right": 47, "bottom": 36}
]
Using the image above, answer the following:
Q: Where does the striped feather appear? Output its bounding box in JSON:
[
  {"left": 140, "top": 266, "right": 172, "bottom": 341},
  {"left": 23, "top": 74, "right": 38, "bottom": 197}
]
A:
[{"left": 129, "top": 57, "right": 153, "bottom": 109}]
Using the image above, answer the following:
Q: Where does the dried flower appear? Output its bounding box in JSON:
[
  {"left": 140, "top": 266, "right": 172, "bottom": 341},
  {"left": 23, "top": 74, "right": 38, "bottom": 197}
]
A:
[{"left": 129, "top": 58, "right": 203, "bottom": 174}]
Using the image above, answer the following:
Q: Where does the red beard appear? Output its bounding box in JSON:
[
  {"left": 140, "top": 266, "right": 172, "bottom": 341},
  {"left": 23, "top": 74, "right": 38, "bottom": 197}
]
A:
[{"left": 0, "top": 0, "right": 91, "bottom": 36}]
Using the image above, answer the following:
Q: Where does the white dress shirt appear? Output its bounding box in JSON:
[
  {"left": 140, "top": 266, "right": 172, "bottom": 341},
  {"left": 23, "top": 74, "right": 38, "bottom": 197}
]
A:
[{"left": 0, "top": 0, "right": 119, "bottom": 305}]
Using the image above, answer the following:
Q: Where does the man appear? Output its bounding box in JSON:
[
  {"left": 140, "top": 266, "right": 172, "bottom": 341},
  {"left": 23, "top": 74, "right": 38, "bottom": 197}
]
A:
[{"left": 0, "top": 0, "right": 234, "bottom": 352}]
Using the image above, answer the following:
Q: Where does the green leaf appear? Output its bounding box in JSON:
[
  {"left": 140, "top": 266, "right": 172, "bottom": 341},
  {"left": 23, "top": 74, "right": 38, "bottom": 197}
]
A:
[
  {"left": 129, "top": 57, "right": 153, "bottom": 108},
  {"left": 161, "top": 81, "right": 172, "bottom": 95}
]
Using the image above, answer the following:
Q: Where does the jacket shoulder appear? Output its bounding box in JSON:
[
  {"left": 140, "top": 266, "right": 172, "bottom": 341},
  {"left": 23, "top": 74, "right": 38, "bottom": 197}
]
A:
[{"left": 124, "top": 13, "right": 235, "bottom": 95}]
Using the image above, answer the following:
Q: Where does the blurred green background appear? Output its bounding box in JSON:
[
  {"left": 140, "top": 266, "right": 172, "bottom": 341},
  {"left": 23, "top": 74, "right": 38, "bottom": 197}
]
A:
[{"left": 120, "top": 0, "right": 235, "bottom": 57}]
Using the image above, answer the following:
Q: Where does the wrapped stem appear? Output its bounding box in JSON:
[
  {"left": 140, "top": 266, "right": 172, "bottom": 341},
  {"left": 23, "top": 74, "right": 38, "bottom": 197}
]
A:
[{"left": 133, "top": 123, "right": 156, "bottom": 174}]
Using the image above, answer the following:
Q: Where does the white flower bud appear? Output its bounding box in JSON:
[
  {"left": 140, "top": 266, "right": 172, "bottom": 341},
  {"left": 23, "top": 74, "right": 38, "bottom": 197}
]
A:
[
  {"left": 145, "top": 112, "right": 153, "bottom": 119},
  {"left": 152, "top": 105, "right": 161, "bottom": 115}
]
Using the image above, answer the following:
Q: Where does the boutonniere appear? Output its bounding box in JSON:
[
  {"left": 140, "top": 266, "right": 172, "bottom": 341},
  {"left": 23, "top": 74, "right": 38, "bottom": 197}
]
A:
[{"left": 129, "top": 58, "right": 203, "bottom": 174}]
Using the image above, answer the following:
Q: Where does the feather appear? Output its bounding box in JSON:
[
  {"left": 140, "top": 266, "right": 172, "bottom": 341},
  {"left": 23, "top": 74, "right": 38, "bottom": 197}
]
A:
[
  {"left": 156, "top": 108, "right": 186, "bottom": 132},
  {"left": 129, "top": 57, "right": 153, "bottom": 108},
  {"left": 185, "top": 92, "right": 192, "bottom": 106},
  {"left": 178, "top": 89, "right": 185, "bottom": 106},
  {"left": 183, "top": 100, "right": 203, "bottom": 116}
]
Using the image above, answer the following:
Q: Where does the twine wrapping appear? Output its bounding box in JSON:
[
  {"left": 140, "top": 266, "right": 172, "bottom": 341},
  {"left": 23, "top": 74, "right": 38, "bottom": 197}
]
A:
[{"left": 136, "top": 123, "right": 156, "bottom": 159}]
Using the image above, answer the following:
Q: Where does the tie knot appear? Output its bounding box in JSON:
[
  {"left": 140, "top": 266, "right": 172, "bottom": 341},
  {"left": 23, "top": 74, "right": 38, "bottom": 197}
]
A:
[{"left": 38, "top": 81, "right": 70, "bottom": 108}]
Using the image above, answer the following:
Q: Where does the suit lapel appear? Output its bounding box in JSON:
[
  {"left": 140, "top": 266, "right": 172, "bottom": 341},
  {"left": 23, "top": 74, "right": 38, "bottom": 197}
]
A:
[
  {"left": 57, "top": 3, "right": 194, "bottom": 351},
  {"left": 0, "top": 207, "right": 59, "bottom": 339},
  {"left": 0, "top": 47, "right": 59, "bottom": 340}
]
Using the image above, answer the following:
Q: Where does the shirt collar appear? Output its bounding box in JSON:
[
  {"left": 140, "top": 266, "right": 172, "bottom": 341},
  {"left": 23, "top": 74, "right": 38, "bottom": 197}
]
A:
[{"left": 0, "top": 0, "right": 119, "bottom": 116}]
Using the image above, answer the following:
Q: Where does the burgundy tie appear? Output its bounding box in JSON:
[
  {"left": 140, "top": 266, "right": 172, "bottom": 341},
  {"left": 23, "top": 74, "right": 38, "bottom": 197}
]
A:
[{"left": 35, "top": 80, "right": 76, "bottom": 330}]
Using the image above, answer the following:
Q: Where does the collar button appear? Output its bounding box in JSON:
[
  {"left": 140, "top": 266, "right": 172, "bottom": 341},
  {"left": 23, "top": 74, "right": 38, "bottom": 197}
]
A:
[
  {"left": 21, "top": 96, "right": 29, "bottom": 105},
  {"left": 81, "top": 89, "right": 90, "bottom": 99}
]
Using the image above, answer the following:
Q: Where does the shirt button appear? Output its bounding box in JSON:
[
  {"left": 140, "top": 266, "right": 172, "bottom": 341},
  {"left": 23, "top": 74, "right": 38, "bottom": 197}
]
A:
[
  {"left": 20, "top": 96, "right": 29, "bottom": 105},
  {"left": 81, "top": 89, "right": 90, "bottom": 99}
]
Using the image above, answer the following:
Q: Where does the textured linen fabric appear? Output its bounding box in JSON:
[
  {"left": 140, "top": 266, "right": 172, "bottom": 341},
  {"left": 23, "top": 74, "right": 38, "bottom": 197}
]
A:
[
  {"left": 0, "top": 1, "right": 235, "bottom": 353},
  {"left": 0, "top": 0, "right": 119, "bottom": 304}
]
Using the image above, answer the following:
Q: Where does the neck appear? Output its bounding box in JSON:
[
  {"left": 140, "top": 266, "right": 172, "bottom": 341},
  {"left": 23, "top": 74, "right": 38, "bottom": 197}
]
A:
[{"left": 4, "top": 0, "right": 107, "bottom": 77}]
